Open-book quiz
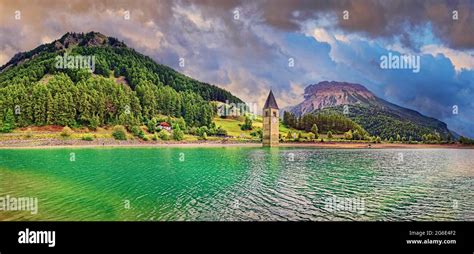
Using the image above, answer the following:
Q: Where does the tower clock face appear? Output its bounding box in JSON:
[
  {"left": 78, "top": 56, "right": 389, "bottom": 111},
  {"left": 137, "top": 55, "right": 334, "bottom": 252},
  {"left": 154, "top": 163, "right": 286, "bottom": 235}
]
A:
[{"left": 272, "top": 117, "right": 277, "bottom": 124}]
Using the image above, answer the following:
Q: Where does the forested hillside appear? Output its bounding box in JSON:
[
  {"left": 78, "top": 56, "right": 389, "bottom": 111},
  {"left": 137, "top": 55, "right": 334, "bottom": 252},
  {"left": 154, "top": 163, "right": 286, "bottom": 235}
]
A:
[
  {"left": 0, "top": 32, "right": 242, "bottom": 132},
  {"left": 313, "top": 104, "right": 452, "bottom": 142},
  {"left": 283, "top": 111, "right": 369, "bottom": 137}
]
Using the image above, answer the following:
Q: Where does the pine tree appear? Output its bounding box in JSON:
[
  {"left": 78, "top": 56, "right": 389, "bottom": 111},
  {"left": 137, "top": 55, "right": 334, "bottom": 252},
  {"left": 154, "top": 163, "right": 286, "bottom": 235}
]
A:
[
  {"left": 173, "top": 124, "right": 184, "bottom": 141},
  {"left": 327, "top": 131, "right": 333, "bottom": 139},
  {"left": 1, "top": 108, "right": 16, "bottom": 133},
  {"left": 311, "top": 124, "right": 319, "bottom": 135}
]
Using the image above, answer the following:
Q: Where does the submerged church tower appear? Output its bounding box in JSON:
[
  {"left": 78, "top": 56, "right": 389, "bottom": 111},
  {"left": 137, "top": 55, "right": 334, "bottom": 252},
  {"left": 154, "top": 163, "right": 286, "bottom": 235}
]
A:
[{"left": 262, "top": 90, "right": 279, "bottom": 147}]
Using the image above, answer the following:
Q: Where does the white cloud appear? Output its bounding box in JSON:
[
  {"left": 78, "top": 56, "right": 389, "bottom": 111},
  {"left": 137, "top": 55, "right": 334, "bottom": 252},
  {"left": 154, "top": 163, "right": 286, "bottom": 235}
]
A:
[
  {"left": 278, "top": 82, "right": 305, "bottom": 108},
  {"left": 41, "top": 36, "right": 54, "bottom": 44},
  {"left": 173, "top": 4, "right": 213, "bottom": 31},
  {"left": 421, "top": 45, "right": 474, "bottom": 71},
  {"left": 0, "top": 53, "right": 8, "bottom": 66},
  {"left": 312, "top": 28, "right": 335, "bottom": 44}
]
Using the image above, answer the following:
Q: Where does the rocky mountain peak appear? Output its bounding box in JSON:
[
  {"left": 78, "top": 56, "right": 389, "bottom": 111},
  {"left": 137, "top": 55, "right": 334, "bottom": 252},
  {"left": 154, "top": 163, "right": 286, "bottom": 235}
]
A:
[
  {"left": 1, "top": 32, "right": 126, "bottom": 71},
  {"left": 289, "top": 81, "right": 377, "bottom": 116}
]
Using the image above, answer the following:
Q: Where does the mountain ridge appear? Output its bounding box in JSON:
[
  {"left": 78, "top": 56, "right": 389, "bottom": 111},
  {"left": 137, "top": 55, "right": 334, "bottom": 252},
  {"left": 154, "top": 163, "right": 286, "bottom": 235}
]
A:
[
  {"left": 284, "top": 81, "right": 454, "bottom": 140},
  {"left": 1, "top": 32, "right": 127, "bottom": 72},
  {"left": 0, "top": 31, "right": 243, "bottom": 104}
]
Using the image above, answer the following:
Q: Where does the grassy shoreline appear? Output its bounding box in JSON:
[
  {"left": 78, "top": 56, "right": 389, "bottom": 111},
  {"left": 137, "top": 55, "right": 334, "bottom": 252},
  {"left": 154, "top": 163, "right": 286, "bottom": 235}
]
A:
[{"left": 1, "top": 123, "right": 473, "bottom": 149}]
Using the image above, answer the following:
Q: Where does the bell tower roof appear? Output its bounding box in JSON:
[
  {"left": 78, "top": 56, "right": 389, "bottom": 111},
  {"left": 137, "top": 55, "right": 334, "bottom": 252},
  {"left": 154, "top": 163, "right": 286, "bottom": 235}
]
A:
[{"left": 263, "top": 90, "right": 279, "bottom": 109}]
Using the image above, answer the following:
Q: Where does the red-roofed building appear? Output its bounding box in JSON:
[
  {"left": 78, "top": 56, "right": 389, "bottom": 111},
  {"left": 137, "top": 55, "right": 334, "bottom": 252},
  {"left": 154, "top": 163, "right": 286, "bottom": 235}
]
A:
[{"left": 158, "top": 122, "right": 172, "bottom": 131}]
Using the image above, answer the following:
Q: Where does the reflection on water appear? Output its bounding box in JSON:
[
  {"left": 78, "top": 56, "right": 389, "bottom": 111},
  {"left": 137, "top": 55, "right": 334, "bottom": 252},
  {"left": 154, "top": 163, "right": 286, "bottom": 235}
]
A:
[{"left": 0, "top": 148, "right": 472, "bottom": 221}]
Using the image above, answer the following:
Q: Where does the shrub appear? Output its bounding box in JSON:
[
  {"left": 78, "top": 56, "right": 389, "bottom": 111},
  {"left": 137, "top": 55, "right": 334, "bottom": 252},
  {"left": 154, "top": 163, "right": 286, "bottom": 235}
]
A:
[
  {"left": 82, "top": 134, "right": 94, "bottom": 141},
  {"left": 352, "top": 130, "right": 361, "bottom": 140},
  {"left": 344, "top": 130, "right": 353, "bottom": 140},
  {"left": 250, "top": 129, "right": 263, "bottom": 139},
  {"left": 130, "top": 126, "right": 141, "bottom": 136},
  {"left": 188, "top": 127, "right": 198, "bottom": 135},
  {"left": 112, "top": 125, "right": 127, "bottom": 140},
  {"left": 25, "top": 128, "right": 33, "bottom": 138},
  {"left": 173, "top": 124, "right": 184, "bottom": 141},
  {"left": 1, "top": 109, "right": 15, "bottom": 133},
  {"left": 196, "top": 128, "right": 207, "bottom": 140},
  {"left": 89, "top": 115, "right": 100, "bottom": 130},
  {"left": 172, "top": 117, "right": 187, "bottom": 131},
  {"left": 147, "top": 118, "right": 157, "bottom": 133},
  {"left": 216, "top": 126, "right": 227, "bottom": 136},
  {"left": 207, "top": 126, "right": 217, "bottom": 136},
  {"left": 152, "top": 134, "right": 158, "bottom": 141},
  {"left": 311, "top": 124, "right": 318, "bottom": 135},
  {"left": 60, "top": 126, "right": 73, "bottom": 137},
  {"left": 129, "top": 125, "right": 146, "bottom": 140},
  {"left": 159, "top": 131, "right": 170, "bottom": 140},
  {"left": 327, "top": 131, "right": 333, "bottom": 139},
  {"left": 240, "top": 116, "right": 253, "bottom": 131},
  {"left": 196, "top": 126, "right": 208, "bottom": 137},
  {"left": 138, "top": 130, "right": 146, "bottom": 139},
  {"left": 376, "top": 136, "right": 382, "bottom": 143}
]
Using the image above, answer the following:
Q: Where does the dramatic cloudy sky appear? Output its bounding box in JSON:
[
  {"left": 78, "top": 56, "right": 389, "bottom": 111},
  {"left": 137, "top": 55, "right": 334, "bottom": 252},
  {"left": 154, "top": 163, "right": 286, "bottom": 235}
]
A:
[{"left": 1, "top": 0, "right": 473, "bottom": 136}]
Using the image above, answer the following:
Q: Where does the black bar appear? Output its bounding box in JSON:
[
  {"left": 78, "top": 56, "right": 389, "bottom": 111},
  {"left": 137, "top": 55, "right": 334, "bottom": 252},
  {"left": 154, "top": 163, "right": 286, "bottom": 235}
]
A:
[{"left": 0, "top": 222, "right": 472, "bottom": 253}]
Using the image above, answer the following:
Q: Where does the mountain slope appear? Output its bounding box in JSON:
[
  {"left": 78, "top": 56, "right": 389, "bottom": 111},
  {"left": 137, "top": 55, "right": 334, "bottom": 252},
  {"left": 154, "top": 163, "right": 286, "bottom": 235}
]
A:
[
  {"left": 0, "top": 31, "right": 242, "bottom": 104},
  {"left": 0, "top": 32, "right": 126, "bottom": 72},
  {"left": 0, "top": 32, "right": 242, "bottom": 130},
  {"left": 285, "top": 81, "right": 453, "bottom": 141}
]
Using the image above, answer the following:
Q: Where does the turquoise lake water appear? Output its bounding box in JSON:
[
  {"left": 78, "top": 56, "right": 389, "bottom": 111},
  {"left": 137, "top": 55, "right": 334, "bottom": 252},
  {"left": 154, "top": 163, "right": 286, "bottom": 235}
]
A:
[{"left": 0, "top": 147, "right": 472, "bottom": 221}]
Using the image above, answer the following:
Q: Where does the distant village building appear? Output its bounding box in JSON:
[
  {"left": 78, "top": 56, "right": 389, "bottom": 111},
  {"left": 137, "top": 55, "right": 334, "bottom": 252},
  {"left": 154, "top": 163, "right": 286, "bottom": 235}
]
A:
[
  {"left": 158, "top": 122, "right": 172, "bottom": 131},
  {"left": 262, "top": 90, "right": 279, "bottom": 147}
]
